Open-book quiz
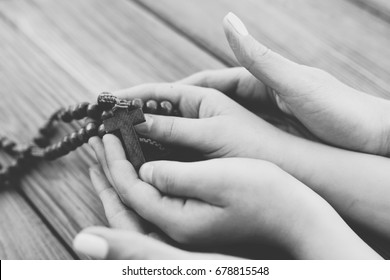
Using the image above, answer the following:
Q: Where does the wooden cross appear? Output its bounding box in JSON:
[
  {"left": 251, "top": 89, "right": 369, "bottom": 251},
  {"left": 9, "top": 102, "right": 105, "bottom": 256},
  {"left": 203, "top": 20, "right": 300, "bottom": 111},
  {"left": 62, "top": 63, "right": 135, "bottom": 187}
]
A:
[{"left": 103, "top": 106, "right": 146, "bottom": 170}]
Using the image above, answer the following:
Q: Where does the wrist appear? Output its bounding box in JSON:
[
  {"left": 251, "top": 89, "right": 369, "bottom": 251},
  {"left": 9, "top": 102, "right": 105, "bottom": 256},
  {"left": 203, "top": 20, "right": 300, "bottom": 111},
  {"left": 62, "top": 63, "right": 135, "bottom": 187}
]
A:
[{"left": 285, "top": 193, "right": 382, "bottom": 259}]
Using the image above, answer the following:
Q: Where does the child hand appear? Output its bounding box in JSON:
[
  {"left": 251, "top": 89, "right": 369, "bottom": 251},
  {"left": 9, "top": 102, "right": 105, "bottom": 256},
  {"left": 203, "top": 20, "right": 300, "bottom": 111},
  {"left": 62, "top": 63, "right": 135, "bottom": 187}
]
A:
[
  {"left": 115, "top": 82, "right": 289, "bottom": 164},
  {"left": 92, "top": 134, "right": 381, "bottom": 259},
  {"left": 222, "top": 13, "right": 390, "bottom": 156},
  {"left": 100, "top": 134, "right": 308, "bottom": 247},
  {"left": 80, "top": 162, "right": 239, "bottom": 259}
]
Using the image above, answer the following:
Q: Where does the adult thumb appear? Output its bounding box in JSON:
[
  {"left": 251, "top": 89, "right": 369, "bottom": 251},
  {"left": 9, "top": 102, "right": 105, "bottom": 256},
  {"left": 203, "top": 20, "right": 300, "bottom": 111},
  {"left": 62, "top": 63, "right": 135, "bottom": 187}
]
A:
[
  {"left": 73, "top": 227, "right": 189, "bottom": 259},
  {"left": 223, "top": 12, "right": 308, "bottom": 94}
]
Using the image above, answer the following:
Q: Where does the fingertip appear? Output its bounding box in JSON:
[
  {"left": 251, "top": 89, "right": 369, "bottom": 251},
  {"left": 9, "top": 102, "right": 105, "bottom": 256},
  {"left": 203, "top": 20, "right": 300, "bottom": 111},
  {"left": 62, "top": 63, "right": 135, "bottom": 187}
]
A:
[
  {"left": 102, "top": 133, "right": 119, "bottom": 144},
  {"left": 139, "top": 162, "right": 154, "bottom": 183},
  {"left": 102, "top": 134, "right": 127, "bottom": 161},
  {"left": 88, "top": 136, "right": 100, "bottom": 145},
  {"left": 223, "top": 12, "right": 249, "bottom": 36},
  {"left": 73, "top": 229, "right": 109, "bottom": 259}
]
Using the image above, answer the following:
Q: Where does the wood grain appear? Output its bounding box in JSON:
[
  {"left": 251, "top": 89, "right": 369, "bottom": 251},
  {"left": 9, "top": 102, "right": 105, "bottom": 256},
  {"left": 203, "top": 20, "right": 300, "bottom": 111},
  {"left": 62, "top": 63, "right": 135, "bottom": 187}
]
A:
[
  {"left": 0, "top": 0, "right": 223, "bottom": 258},
  {"left": 136, "top": 0, "right": 390, "bottom": 98},
  {"left": 348, "top": 0, "right": 390, "bottom": 23},
  {"left": 104, "top": 108, "right": 146, "bottom": 170},
  {"left": 1, "top": 0, "right": 389, "bottom": 259},
  {"left": 0, "top": 188, "right": 73, "bottom": 259}
]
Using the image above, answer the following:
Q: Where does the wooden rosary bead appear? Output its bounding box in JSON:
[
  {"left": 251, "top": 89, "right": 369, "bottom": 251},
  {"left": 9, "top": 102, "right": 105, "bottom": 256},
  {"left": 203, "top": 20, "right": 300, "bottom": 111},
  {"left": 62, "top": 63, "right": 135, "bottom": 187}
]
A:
[
  {"left": 60, "top": 108, "right": 73, "bottom": 122},
  {"left": 44, "top": 145, "right": 56, "bottom": 160},
  {"left": 0, "top": 169, "right": 9, "bottom": 182},
  {"left": 38, "top": 118, "right": 55, "bottom": 136},
  {"left": 33, "top": 136, "right": 50, "bottom": 148},
  {"left": 72, "top": 102, "right": 89, "bottom": 120},
  {"left": 77, "top": 128, "right": 88, "bottom": 143},
  {"left": 10, "top": 145, "right": 33, "bottom": 158},
  {"left": 101, "top": 110, "right": 114, "bottom": 120},
  {"left": 131, "top": 98, "right": 144, "bottom": 109},
  {"left": 85, "top": 123, "right": 98, "bottom": 138},
  {"left": 87, "top": 103, "right": 101, "bottom": 120},
  {"left": 15, "top": 156, "right": 28, "bottom": 169},
  {"left": 144, "top": 99, "right": 158, "bottom": 114},
  {"left": 7, "top": 161, "right": 19, "bottom": 177},
  {"left": 62, "top": 136, "right": 75, "bottom": 151},
  {"left": 55, "top": 142, "right": 69, "bottom": 156},
  {"left": 98, "top": 124, "right": 106, "bottom": 138},
  {"left": 159, "top": 101, "right": 173, "bottom": 115},
  {"left": 69, "top": 132, "right": 83, "bottom": 147},
  {"left": 39, "top": 126, "right": 51, "bottom": 137},
  {"left": 1, "top": 138, "right": 16, "bottom": 152},
  {"left": 51, "top": 144, "right": 61, "bottom": 158}
]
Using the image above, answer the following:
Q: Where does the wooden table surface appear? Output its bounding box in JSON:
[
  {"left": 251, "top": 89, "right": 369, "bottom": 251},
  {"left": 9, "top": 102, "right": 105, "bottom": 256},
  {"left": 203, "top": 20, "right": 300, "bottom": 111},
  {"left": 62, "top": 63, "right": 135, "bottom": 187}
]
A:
[{"left": 1, "top": 0, "right": 390, "bottom": 259}]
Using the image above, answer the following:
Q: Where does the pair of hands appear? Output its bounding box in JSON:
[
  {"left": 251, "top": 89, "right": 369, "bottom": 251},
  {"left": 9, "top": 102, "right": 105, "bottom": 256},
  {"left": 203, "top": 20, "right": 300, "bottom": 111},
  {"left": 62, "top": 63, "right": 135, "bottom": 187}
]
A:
[{"left": 73, "top": 13, "right": 389, "bottom": 259}]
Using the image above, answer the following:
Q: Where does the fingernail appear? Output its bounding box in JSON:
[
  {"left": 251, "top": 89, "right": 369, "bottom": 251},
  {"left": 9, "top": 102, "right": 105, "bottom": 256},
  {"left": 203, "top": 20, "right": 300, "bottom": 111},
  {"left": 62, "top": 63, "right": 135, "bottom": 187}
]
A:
[
  {"left": 135, "top": 115, "right": 153, "bottom": 134},
  {"left": 139, "top": 163, "right": 153, "bottom": 183},
  {"left": 225, "top": 12, "right": 248, "bottom": 36},
  {"left": 89, "top": 166, "right": 100, "bottom": 178},
  {"left": 73, "top": 233, "right": 109, "bottom": 259}
]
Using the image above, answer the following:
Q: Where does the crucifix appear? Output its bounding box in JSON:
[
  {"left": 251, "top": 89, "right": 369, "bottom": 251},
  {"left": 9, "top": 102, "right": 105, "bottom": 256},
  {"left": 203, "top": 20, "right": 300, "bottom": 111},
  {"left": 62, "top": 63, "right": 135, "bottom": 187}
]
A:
[{"left": 103, "top": 105, "right": 146, "bottom": 171}]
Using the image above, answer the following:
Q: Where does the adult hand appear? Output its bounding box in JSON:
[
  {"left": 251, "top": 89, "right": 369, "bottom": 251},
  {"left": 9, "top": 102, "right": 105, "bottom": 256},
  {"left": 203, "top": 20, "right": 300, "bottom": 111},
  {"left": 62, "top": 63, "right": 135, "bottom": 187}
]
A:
[{"left": 215, "top": 12, "right": 390, "bottom": 156}]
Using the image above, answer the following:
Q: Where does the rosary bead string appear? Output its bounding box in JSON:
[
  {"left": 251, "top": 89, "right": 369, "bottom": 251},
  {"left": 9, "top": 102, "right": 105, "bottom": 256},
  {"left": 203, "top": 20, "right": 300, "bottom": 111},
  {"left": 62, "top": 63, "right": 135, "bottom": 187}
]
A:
[{"left": 0, "top": 93, "right": 181, "bottom": 186}]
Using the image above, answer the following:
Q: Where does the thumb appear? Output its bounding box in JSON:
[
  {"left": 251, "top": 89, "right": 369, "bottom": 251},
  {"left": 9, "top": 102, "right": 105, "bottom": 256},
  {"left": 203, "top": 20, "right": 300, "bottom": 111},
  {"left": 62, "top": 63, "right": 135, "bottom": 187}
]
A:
[
  {"left": 223, "top": 12, "right": 309, "bottom": 94},
  {"left": 73, "top": 227, "right": 189, "bottom": 259}
]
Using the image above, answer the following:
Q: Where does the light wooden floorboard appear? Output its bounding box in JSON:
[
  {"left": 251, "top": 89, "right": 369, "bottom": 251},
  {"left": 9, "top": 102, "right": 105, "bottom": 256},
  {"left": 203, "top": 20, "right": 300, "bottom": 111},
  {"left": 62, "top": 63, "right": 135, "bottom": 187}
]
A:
[
  {"left": 136, "top": 0, "right": 390, "bottom": 98},
  {"left": 0, "top": 188, "right": 73, "bottom": 259},
  {"left": 0, "top": 0, "right": 223, "bottom": 258}
]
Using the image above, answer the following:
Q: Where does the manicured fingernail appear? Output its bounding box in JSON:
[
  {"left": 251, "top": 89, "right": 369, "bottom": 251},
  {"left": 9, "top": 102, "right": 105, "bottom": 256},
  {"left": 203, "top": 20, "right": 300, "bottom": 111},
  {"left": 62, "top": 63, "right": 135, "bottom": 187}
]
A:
[
  {"left": 139, "top": 163, "right": 153, "bottom": 183},
  {"left": 225, "top": 12, "right": 248, "bottom": 36},
  {"left": 73, "top": 233, "right": 109, "bottom": 259},
  {"left": 135, "top": 115, "right": 153, "bottom": 134}
]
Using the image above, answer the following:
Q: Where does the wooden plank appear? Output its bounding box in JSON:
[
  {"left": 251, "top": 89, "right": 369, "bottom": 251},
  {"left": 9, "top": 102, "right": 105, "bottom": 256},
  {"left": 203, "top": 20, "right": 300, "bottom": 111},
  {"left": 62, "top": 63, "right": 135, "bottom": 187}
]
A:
[
  {"left": 348, "top": 0, "right": 390, "bottom": 23},
  {"left": 0, "top": 0, "right": 223, "bottom": 258},
  {"left": 0, "top": 188, "right": 73, "bottom": 259},
  {"left": 0, "top": 18, "right": 108, "bottom": 251},
  {"left": 135, "top": 0, "right": 390, "bottom": 98}
]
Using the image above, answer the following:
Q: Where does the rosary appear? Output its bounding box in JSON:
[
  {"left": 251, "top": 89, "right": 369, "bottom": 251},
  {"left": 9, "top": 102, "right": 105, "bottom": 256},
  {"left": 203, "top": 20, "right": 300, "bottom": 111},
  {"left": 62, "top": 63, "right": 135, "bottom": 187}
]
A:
[{"left": 0, "top": 92, "right": 194, "bottom": 187}]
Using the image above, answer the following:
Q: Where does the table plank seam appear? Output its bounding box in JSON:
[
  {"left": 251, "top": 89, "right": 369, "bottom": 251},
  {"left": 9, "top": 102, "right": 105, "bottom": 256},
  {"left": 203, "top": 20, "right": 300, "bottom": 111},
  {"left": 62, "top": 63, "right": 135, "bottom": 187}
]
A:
[{"left": 17, "top": 190, "right": 79, "bottom": 259}]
